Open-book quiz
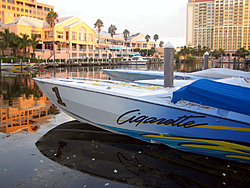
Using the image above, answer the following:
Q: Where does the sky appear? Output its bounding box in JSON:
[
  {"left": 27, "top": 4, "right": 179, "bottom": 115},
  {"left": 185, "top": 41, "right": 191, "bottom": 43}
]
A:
[{"left": 40, "top": 0, "right": 188, "bottom": 47}]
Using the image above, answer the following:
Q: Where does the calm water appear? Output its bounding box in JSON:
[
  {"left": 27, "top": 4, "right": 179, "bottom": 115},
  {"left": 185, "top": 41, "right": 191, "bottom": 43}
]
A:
[{"left": 1, "top": 63, "right": 250, "bottom": 188}]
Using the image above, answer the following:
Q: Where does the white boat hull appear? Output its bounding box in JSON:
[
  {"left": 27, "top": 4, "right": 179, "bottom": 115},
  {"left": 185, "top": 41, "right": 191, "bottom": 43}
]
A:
[
  {"left": 102, "top": 68, "right": 250, "bottom": 82},
  {"left": 34, "top": 78, "right": 250, "bottom": 163}
]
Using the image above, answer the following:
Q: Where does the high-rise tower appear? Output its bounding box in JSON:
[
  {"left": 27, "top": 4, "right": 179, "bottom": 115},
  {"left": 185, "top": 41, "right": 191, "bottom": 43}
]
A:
[{"left": 187, "top": 0, "right": 250, "bottom": 52}]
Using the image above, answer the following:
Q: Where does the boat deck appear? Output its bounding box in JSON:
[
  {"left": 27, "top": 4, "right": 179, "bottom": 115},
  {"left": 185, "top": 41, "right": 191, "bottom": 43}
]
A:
[{"left": 36, "top": 77, "right": 250, "bottom": 124}]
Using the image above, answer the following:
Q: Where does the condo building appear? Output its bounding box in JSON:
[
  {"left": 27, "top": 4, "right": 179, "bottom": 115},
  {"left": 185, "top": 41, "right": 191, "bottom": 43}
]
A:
[
  {"left": 0, "top": 0, "right": 54, "bottom": 24},
  {"left": 187, "top": 0, "right": 250, "bottom": 53}
]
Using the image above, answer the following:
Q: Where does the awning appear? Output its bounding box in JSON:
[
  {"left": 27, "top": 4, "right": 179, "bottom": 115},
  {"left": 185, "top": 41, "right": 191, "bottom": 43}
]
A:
[
  {"left": 55, "top": 41, "right": 70, "bottom": 44},
  {"left": 110, "top": 47, "right": 122, "bottom": 50}
]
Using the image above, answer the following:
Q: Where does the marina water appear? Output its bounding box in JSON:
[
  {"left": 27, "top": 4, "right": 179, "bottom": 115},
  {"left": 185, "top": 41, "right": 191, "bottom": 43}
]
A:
[{"left": 1, "top": 63, "right": 250, "bottom": 187}]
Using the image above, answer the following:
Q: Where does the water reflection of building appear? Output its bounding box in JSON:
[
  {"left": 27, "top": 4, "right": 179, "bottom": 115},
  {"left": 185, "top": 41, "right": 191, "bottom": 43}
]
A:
[
  {"left": 0, "top": 93, "right": 57, "bottom": 134},
  {"left": 54, "top": 67, "right": 111, "bottom": 79}
]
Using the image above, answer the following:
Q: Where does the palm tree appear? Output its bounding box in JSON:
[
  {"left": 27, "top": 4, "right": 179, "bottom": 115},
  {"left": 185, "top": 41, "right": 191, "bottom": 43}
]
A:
[
  {"left": 0, "top": 40, "right": 6, "bottom": 56},
  {"left": 10, "top": 33, "right": 21, "bottom": 57},
  {"left": 0, "top": 28, "right": 13, "bottom": 56},
  {"left": 108, "top": 24, "right": 117, "bottom": 57},
  {"left": 46, "top": 10, "right": 59, "bottom": 60},
  {"left": 145, "top": 34, "right": 150, "bottom": 56},
  {"left": 235, "top": 47, "right": 249, "bottom": 59},
  {"left": 123, "top": 29, "right": 130, "bottom": 57},
  {"left": 19, "top": 33, "right": 31, "bottom": 57},
  {"left": 94, "top": 19, "right": 104, "bottom": 59},
  {"left": 197, "top": 45, "right": 203, "bottom": 59},
  {"left": 30, "top": 34, "right": 40, "bottom": 58},
  {"left": 202, "top": 46, "right": 210, "bottom": 55},
  {"left": 94, "top": 19, "right": 104, "bottom": 45},
  {"left": 180, "top": 46, "right": 191, "bottom": 58},
  {"left": 153, "top": 34, "right": 159, "bottom": 48},
  {"left": 159, "top": 41, "right": 164, "bottom": 48}
]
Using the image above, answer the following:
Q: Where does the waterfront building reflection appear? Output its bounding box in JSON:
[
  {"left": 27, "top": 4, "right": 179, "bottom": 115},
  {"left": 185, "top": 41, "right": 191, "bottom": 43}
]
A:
[{"left": 0, "top": 74, "right": 58, "bottom": 133}]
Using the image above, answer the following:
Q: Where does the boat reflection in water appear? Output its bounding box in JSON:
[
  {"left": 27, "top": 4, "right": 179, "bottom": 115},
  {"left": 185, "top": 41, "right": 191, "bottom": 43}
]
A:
[{"left": 36, "top": 120, "right": 250, "bottom": 188}]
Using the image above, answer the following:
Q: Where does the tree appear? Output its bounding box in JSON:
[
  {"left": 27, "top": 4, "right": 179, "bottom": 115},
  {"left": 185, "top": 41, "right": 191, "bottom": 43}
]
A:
[
  {"left": 9, "top": 33, "right": 21, "bottom": 57},
  {"left": 94, "top": 19, "right": 104, "bottom": 58},
  {"left": 123, "top": 29, "right": 130, "bottom": 56},
  {"left": 202, "top": 46, "right": 210, "bottom": 55},
  {"left": 159, "top": 41, "right": 164, "bottom": 48},
  {"left": 45, "top": 10, "right": 59, "bottom": 61},
  {"left": 94, "top": 19, "right": 104, "bottom": 45},
  {"left": 0, "top": 28, "right": 13, "bottom": 56},
  {"left": 153, "top": 34, "right": 159, "bottom": 48},
  {"left": 211, "top": 49, "right": 224, "bottom": 59},
  {"left": 30, "top": 34, "right": 40, "bottom": 58},
  {"left": 108, "top": 24, "right": 117, "bottom": 57},
  {"left": 0, "top": 40, "right": 6, "bottom": 56},
  {"left": 145, "top": 34, "right": 150, "bottom": 56},
  {"left": 19, "top": 33, "right": 31, "bottom": 58},
  {"left": 197, "top": 44, "right": 203, "bottom": 59},
  {"left": 180, "top": 46, "right": 190, "bottom": 58},
  {"left": 235, "top": 47, "right": 249, "bottom": 59}
]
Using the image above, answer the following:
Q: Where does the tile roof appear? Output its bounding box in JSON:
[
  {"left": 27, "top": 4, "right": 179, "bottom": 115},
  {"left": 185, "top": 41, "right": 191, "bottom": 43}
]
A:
[{"left": 2, "top": 16, "right": 44, "bottom": 27}]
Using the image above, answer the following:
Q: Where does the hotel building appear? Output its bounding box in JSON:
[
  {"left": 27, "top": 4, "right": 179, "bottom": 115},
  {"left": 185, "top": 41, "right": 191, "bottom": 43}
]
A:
[
  {"left": 0, "top": 1, "right": 155, "bottom": 59},
  {"left": 187, "top": 0, "right": 250, "bottom": 53},
  {"left": 0, "top": 0, "right": 54, "bottom": 24},
  {"left": 0, "top": 15, "right": 154, "bottom": 59}
]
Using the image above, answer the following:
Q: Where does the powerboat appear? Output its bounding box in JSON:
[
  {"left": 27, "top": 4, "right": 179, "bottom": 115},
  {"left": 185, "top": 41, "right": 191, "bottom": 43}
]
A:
[
  {"left": 121, "top": 54, "right": 148, "bottom": 65},
  {"left": 135, "top": 77, "right": 250, "bottom": 87},
  {"left": 34, "top": 77, "right": 250, "bottom": 163},
  {"left": 0, "top": 62, "right": 20, "bottom": 69},
  {"left": 102, "top": 68, "right": 250, "bottom": 82}
]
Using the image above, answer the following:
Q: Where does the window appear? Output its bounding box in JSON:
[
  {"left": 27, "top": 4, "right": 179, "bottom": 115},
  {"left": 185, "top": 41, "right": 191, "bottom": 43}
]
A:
[
  {"left": 65, "top": 32, "right": 69, "bottom": 40},
  {"left": 72, "top": 32, "right": 76, "bottom": 40},
  {"left": 79, "top": 27, "right": 86, "bottom": 41},
  {"left": 89, "top": 45, "right": 93, "bottom": 51},
  {"left": 44, "top": 7, "right": 50, "bottom": 12},
  {"left": 89, "top": 34, "right": 93, "bottom": 42},
  {"left": 2, "top": 5, "right": 6, "bottom": 8},
  {"left": 32, "top": 33, "right": 41, "bottom": 38},
  {"left": 45, "top": 31, "right": 53, "bottom": 38},
  {"left": 79, "top": 44, "right": 87, "bottom": 51},
  {"left": 57, "top": 31, "right": 63, "bottom": 39},
  {"left": 72, "top": 43, "right": 77, "bottom": 51},
  {"left": 100, "top": 38, "right": 106, "bottom": 44},
  {"left": 45, "top": 43, "right": 53, "bottom": 50}
]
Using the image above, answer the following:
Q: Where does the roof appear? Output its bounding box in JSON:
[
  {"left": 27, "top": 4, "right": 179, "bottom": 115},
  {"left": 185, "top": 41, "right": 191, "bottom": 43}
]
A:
[
  {"left": 43, "top": 16, "right": 76, "bottom": 27},
  {"left": 1, "top": 16, "right": 76, "bottom": 28},
  {"left": 136, "top": 36, "right": 146, "bottom": 42},
  {"left": 1, "top": 16, "right": 44, "bottom": 27},
  {"left": 98, "top": 32, "right": 147, "bottom": 42}
]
